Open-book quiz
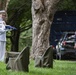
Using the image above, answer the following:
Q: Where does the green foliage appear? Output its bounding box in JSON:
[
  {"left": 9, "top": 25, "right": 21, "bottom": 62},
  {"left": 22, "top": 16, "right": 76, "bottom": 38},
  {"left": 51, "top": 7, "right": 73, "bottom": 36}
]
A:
[
  {"left": 6, "top": 38, "right": 11, "bottom": 51},
  {"left": 7, "top": 0, "right": 32, "bottom": 26},
  {"left": 0, "top": 60, "right": 76, "bottom": 75},
  {"left": 6, "top": 31, "right": 11, "bottom": 51},
  {"left": 19, "top": 28, "right": 32, "bottom": 51},
  {"left": 6, "top": 0, "right": 32, "bottom": 51},
  {"left": 58, "top": 0, "right": 76, "bottom": 10}
]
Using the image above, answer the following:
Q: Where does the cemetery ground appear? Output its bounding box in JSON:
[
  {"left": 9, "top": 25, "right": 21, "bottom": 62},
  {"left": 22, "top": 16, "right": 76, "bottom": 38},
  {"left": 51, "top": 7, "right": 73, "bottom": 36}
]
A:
[{"left": 0, "top": 60, "right": 76, "bottom": 75}]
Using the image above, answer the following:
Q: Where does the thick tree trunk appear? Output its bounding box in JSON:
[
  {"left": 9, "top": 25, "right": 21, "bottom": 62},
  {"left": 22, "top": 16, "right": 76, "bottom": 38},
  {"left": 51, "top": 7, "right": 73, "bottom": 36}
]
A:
[{"left": 31, "top": 0, "right": 60, "bottom": 58}]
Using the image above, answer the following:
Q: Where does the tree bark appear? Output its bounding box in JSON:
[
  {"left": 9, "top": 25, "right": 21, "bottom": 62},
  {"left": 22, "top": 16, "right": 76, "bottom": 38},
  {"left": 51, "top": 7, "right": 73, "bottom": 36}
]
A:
[
  {"left": 10, "top": 29, "right": 20, "bottom": 52},
  {"left": 0, "top": 0, "right": 10, "bottom": 22},
  {"left": 31, "top": 0, "right": 60, "bottom": 58},
  {"left": 0, "top": 0, "right": 10, "bottom": 11}
]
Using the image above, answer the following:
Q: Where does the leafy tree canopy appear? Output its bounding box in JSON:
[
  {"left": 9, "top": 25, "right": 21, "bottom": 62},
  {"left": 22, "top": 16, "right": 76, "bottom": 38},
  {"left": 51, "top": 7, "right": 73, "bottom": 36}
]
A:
[
  {"left": 58, "top": 0, "right": 76, "bottom": 10},
  {"left": 7, "top": 0, "right": 32, "bottom": 32},
  {"left": 6, "top": 0, "right": 32, "bottom": 51}
]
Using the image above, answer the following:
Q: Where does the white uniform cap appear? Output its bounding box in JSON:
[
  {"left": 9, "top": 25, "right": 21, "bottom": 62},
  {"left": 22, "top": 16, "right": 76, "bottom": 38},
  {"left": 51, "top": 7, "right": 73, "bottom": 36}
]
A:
[{"left": 0, "top": 10, "right": 6, "bottom": 13}]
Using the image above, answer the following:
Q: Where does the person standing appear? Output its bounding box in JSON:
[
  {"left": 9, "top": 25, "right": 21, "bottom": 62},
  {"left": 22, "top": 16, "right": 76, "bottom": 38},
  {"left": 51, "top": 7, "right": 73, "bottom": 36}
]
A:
[{"left": 0, "top": 10, "right": 7, "bottom": 61}]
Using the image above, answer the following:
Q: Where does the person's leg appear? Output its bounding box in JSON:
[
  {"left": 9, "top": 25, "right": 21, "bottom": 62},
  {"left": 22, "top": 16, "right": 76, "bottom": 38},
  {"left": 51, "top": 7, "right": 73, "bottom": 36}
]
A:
[
  {"left": 0, "top": 41, "right": 6, "bottom": 62},
  {"left": 0, "top": 42, "right": 2, "bottom": 61}
]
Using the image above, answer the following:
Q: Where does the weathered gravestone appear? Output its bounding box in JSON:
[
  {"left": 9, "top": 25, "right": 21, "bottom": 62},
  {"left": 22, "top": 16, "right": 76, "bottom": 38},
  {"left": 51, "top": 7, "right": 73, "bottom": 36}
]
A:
[
  {"left": 35, "top": 46, "right": 53, "bottom": 68},
  {"left": 6, "top": 46, "right": 30, "bottom": 72}
]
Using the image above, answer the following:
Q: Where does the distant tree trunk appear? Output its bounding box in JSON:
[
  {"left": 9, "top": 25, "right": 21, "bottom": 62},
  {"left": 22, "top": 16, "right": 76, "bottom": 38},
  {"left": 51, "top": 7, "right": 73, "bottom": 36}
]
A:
[
  {"left": 10, "top": 29, "right": 20, "bottom": 52},
  {"left": 0, "top": 0, "right": 10, "bottom": 11},
  {"left": 31, "top": 0, "right": 60, "bottom": 58},
  {"left": 0, "top": 0, "right": 10, "bottom": 22}
]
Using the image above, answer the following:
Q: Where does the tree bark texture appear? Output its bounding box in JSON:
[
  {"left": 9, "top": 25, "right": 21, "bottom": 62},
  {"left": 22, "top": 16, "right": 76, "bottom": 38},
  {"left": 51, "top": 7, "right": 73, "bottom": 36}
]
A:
[
  {"left": 0, "top": 0, "right": 10, "bottom": 11},
  {"left": 0, "top": 0, "right": 10, "bottom": 22},
  {"left": 32, "top": 0, "right": 60, "bottom": 58},
  {"left": 10, "top": 29, "right": 20, "bottom": 52}
]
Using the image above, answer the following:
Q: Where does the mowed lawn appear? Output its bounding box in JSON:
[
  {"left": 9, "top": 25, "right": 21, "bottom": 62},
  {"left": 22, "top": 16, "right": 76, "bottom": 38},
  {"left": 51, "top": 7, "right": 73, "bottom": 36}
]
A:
[{"left": 0, "top": 60, "right": 76, "bottom": 75}]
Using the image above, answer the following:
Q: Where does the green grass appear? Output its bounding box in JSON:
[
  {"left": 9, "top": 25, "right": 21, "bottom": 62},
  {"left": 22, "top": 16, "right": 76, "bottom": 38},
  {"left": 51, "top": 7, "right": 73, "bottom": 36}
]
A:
[{"left": 0, "top": 60, "right": 76, "bottom": 75}]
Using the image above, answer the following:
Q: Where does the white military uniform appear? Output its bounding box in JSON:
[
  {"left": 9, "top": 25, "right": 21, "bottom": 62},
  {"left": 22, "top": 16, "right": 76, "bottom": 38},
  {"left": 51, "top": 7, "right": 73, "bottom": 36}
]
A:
[{"left": 0, "top": 20, "right": 6, "bottom": 62}]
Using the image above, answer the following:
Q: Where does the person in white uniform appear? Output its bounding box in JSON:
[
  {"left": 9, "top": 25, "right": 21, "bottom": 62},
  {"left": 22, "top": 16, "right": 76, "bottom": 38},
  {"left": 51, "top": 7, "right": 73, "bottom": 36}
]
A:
[
  {"left": 0, "top": 10, "right": 7, "bottom": 62},
  {"left": 0, "top": 21, "right": 6, "bottom": 61}
]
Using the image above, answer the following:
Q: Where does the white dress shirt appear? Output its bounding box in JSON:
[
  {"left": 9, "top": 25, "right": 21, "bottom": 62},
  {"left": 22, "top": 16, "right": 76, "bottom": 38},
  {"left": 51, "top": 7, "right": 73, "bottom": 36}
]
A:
[{"left": 0, "top": 21, "right": 6, "bottom": 41}]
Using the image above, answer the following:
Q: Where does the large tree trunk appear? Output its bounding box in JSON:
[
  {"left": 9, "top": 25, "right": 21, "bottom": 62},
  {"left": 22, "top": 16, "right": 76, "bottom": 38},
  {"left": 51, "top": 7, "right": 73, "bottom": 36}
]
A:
[{"left": 31, "top": 0, "right": 60, "bottom": 58}]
